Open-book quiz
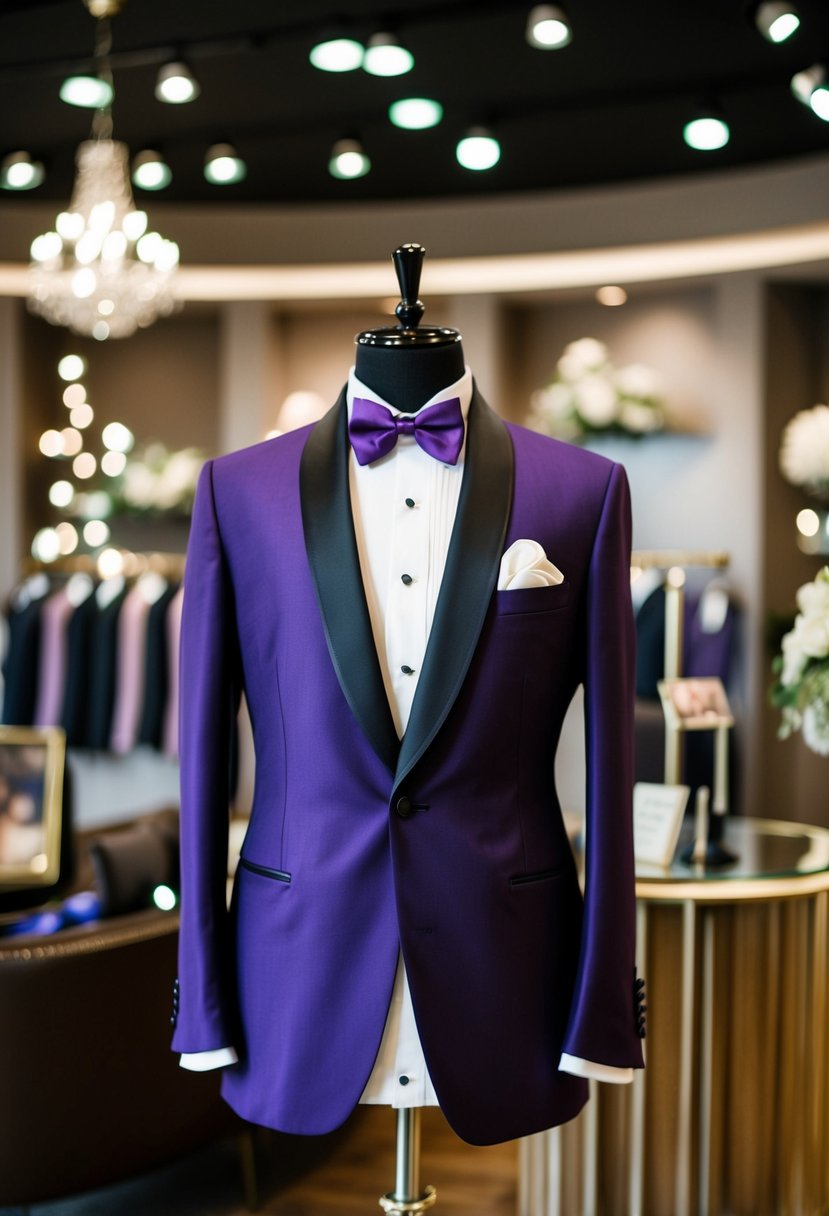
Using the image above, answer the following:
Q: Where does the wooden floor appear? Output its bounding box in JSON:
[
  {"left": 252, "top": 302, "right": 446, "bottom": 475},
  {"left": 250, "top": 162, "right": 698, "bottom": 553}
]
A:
[{"left": 17, "top": 1107, "right": 517, "bottom": 1216}]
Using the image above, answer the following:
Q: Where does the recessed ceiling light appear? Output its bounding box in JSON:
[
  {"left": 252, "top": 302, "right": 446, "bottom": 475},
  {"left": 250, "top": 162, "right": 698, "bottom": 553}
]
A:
[
  {"left": 328, "top": 138, "right": 371, "bottom": 180},
  {"left": 132, "top": 150, "right": 172, "bottom": 191},
  {"left": 155, "top": 61, "right": 200, "bottom": 104},
  {"left": 388, "top": 98, "right": 444, "bottom": 130},
  {"left": 59, "top": 74, "right": 113, "bottom": 109},
  {"left": 456, "top": 127, "right": 501, "bottom": 171},
  {"left": 526, "top": 5, "right": 572, "bottom": 49},
  {"left": 363, "top": 33, "right": 414, "bottom": 77},
  {"left": 309, "top": 36, "right": 364, "bottom": 72},
  {"left": 204, "top": 143, "right": 247, "bottom": 185},
  {"left": 596, "top": 286, "right": 628, "bottom": 306},
  {"left": 683, "top": 114, "right": 730, "bottom": 151},
  {"left": 754, "top": 1, "right": 800, "bottom": 43},
  {"left": 0, "top": 151, "right": 44, "bottom": 191}
]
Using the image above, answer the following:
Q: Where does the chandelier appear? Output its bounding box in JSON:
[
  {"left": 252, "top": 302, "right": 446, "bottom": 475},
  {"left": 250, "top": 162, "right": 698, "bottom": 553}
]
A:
[{"left": 27, "top": 0, "right": 179, "bottom": 340}]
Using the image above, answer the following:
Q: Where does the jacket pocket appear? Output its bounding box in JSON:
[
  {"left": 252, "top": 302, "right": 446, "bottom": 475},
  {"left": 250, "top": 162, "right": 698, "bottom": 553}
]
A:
[
  {"left": 495, "top": 583, "right": 571, "bottom": 616},
  {"left": 509, "top": 865, "right": 562, "bottom": 887},
  {"left": 239, "top": 856, "right": 292, "bottom": 883}
]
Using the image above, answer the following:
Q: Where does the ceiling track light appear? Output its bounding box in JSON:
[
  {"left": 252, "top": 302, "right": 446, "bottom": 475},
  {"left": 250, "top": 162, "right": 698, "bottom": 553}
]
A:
[
  {"left": 791, "top": 64, "right": 829, "bottom": 120},
  {"left": 328, "top": 138, "right": 371, "bottom": 180},
  {"left": 1, "top": 150, "right": 45, "bottom": 191},
  {"left": 456, "top": 126, "right": 501, "bottom": 171},
  {"left": 132, "top": 149, "right": 172, "bottom": 191},
  {"left": 363, "top": 32, "right": 414, "bottom": 77},
  {"left": 155, "top": 60, "right": 200, "bottom": 104},
  {"left": 204, "top": 143, "right": 247, "bottom": 185},
  {"left": 59, "top": 74, "right": 114, "bottom": 109},
  {"left": 683, "top": 108, "right": 731, "bottom": 151},
  {"left": 309, "top": 34, "right": 364, "bottom": 72},
  {"left": 388, "top": 98, "right": 444, "bottom": 130},
  {"left": 754, "top": 1, "right": 800, "bottom": 44},
  {"left": 526, "top": 5, "right": 572, "bottom": 50}
]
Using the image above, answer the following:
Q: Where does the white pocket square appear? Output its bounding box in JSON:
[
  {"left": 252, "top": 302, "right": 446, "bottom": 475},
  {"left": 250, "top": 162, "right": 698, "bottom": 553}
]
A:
[{"left": 498, "top": 540, "right": 564, "bottom": 590}]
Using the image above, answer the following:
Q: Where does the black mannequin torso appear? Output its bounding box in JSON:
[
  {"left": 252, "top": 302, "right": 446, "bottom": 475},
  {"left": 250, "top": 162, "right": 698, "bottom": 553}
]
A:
[{"left": 353, "top": 340, "right": 466, "bottom": 414}]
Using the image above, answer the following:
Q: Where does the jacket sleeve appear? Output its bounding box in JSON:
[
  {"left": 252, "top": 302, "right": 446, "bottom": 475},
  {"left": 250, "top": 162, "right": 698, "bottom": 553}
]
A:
[
  {"left": 171, "top": 459, "right": 242, "bottom": 1055},
  {"left": 561, "top": 461, "right": 645, "bottom": 1070}
]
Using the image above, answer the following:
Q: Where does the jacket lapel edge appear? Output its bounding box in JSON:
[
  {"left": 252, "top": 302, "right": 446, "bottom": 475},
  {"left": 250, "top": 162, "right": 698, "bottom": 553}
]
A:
[
  {"left": 395, "top": 390, "right": 514, "bottom": 785},
  {"left": 300, "top": 392, "right": 400, "bottom": 774}
]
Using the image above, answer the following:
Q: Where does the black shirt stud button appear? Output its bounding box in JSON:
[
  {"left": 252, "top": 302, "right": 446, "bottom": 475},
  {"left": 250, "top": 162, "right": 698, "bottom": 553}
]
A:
[
  {"left": 401, "top": 574, "right": 413, "bottom": 585},
  {"left": 399, "top": 1075, "right": 410, "bottom": 1086},
  {"left": 396, "top": 796, "right": 413, "bottom": 819},
  {"left": 401, "top": 664, "right": 415, "bottom": 675},
  {"left": 405, "top": 497, "right": 415, "bottom": 508}
]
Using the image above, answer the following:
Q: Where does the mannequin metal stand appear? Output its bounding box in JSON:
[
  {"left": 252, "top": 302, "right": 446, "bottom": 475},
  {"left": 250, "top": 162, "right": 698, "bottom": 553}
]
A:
[
  {"left": 359, "top": 243, "right": 454, "bottom": 1216},
  {"left": 379, "top": 1108, "right": 437, "bottom": 1214}
]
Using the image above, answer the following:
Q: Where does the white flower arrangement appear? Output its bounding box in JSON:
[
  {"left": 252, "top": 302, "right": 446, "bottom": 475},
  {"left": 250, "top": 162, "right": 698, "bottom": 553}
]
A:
[
  {"left": 114, "top": 443, "right": 203, "bottom": 516},
  {"left": 530, "top": 337, "right": 666, "bottom": 441},
  {"left": 771, "top": 566, "right": 829, "bottom": 756},
  {"left": 779, "top": 404, "right": 829, "bottom": 501}
]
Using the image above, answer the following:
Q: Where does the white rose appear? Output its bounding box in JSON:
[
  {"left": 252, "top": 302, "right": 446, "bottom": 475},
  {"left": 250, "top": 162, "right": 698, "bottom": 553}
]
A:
[
  {"left": 574, "top": 375, "right": 618, "bottom": 427},
  {"left": 557, "top": 337, "right": 608, "bottom": 381},
  {"left": 802, "top": 704, "right": 829, "bottom": 755},
  {"left": 796, "top": 576, "right": 829, "bottom": 620},
  {"left": 616, "top": 363, "right": 662, "bottom": 400},
  {"left": 620, "top": 402, "right": 662, "bottom": 433},
  {"left": 797, "top": 613, "right": 829, "bottom": 659},
  {"left": 532, "top": 384, "right": 572, "bottom": 421},
  {"left": 781, "top": 628, "right": 808, "bottom": 686}
]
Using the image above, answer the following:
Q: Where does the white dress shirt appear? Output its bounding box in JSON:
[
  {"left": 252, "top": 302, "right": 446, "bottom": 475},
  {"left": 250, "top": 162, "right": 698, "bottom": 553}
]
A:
[{"left": 181, "top": 367, "right": 632, "bottom": 1089}]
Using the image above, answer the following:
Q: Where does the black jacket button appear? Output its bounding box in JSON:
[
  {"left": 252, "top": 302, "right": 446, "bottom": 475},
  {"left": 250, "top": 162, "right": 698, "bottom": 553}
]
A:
[{"left": 396, "top": 796, "right": 413, "bottom": 819}]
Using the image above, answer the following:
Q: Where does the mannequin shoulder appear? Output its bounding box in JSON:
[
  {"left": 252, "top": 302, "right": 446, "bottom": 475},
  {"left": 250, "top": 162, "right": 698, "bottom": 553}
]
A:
[
  {"left": 505, "top": 419, "right": 620, "bottom": 486},
  {"left": 211, "top": 423, "right": 316, "bottom": 484}
]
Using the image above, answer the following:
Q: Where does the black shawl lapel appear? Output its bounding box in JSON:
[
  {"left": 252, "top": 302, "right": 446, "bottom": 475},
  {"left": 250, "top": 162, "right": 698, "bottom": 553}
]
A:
[
  {"left": 300, "top": 390, "right": 400, "bottom": 774},
  {"left": 395, "top": 388, "right": 514, "bottom": 787}
]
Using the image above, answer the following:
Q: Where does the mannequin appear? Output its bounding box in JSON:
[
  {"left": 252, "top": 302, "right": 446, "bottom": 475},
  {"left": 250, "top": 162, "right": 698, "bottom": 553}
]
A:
[
  {"left": 172, "top": 242, "right": 644, "bottom": 1198},
  {"left": 354, "top": 244, "right": 462, "bottom": 1214}
]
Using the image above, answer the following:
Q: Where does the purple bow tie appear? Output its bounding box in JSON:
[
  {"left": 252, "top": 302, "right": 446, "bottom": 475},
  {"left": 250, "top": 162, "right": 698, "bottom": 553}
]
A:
[{"left": 349, "top": 396, "right": 465, "bottom": 466}]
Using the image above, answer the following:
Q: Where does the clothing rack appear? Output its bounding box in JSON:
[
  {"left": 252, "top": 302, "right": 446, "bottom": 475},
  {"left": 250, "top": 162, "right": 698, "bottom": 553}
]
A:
[
  {"left": 4, "top": 553, "right": 186, "bottom": 757},
  {"left": 21, "top": 550, "right": 187, "bottom": 581}
]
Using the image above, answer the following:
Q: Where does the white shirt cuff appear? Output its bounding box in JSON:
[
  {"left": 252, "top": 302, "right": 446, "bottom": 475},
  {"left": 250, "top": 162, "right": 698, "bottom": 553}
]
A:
[
  {"left": 558, "top": 1053, "right": 634, "bottom": 1084},
  {"left": 179, "top": 1047, "right": 238, "bottom": 1072}
]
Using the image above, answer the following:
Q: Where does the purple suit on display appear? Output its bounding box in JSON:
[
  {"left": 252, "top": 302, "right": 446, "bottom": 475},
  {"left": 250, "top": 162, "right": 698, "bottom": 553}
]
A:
[{"left": 172, "top": 386, "right": 644, "bottom": 1147}]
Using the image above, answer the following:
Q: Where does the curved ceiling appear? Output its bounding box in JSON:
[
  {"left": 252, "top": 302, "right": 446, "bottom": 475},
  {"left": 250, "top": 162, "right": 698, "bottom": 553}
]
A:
[{"left": 0, "top": 0, "right": 828, "bottom": 207}]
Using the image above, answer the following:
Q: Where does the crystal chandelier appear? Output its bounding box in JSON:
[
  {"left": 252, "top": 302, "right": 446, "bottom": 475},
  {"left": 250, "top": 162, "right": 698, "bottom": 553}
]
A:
[{"left": 28, "top": 0, "right": 179, "bottom": 340}]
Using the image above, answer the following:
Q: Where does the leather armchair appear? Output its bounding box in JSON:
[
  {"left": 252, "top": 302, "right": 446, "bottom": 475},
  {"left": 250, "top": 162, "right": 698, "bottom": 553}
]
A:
[{"left": 0, "top": 828, "right": 239, "bottom": 1209}]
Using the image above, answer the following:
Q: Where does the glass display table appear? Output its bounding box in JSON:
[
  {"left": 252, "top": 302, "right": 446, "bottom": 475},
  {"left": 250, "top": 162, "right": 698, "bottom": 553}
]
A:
[{"left": 519, "top": 818, "right": 829, "bottom": 1216}]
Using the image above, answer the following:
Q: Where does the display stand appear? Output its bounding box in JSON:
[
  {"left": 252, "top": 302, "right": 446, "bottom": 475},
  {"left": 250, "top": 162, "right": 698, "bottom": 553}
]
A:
[{"left": 379, "top": 1108, "right": 437, "bottom": 1215}]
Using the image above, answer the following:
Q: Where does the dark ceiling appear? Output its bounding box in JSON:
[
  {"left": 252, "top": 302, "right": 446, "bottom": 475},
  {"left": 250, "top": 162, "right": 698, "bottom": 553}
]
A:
[{"left": 0, "top": 0, "right": 828, "bottom": 207}]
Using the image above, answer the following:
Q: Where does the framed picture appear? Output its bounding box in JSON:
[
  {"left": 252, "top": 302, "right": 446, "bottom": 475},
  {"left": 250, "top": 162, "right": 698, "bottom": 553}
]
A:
[
  {"left": 0, "top": 726, "right": 66, "bottom": 887},
  {"left": 658, "top": 677, "right": 734, "bottom": 732}
]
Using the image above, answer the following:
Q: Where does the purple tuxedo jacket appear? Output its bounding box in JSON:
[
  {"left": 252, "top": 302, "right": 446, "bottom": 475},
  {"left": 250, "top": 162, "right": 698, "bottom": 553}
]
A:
[{"left": 172, "top": 386, "right": 644, "bottom": 1146}]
